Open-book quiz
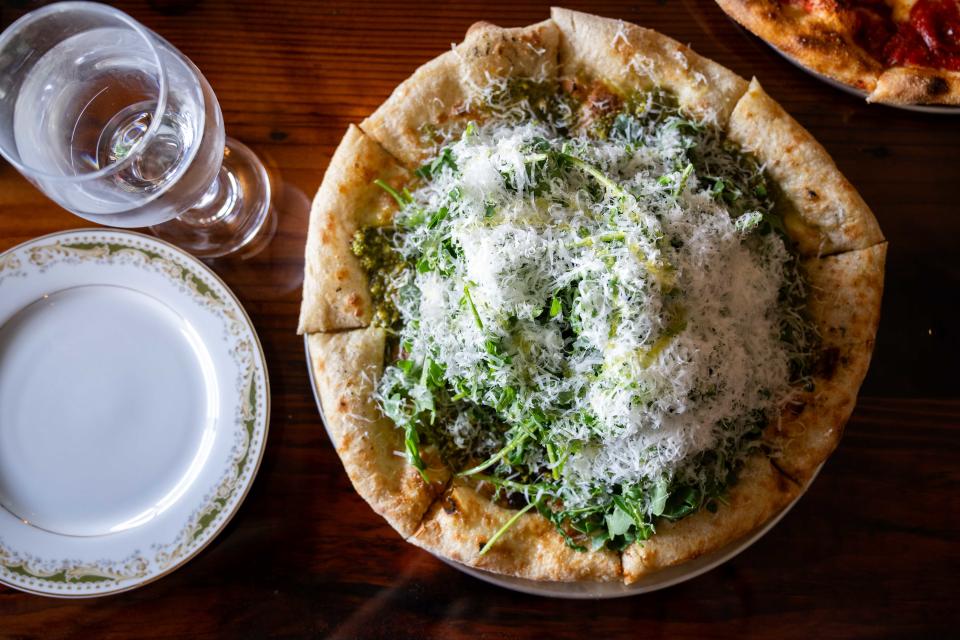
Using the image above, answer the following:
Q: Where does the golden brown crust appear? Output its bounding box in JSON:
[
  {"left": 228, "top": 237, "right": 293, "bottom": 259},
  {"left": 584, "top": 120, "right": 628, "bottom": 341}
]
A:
[
  {"left": 411, "top": 479, "right": 622, "bottom": 582},
  {"left": 870, "top": 67, "right": 960, "bottom": 105},
  {"left": 727, "top": 78, "right": 884, "bottom": 256},
  {"left": 622, "top": 455, "right": 801, "bottom": 582},
  {"left": 768, "top": 242, "right": 887, "bottom": 481},
  {"left": 297, "top": 124, "right": 410, "bottom": 334},
  {"left": 716, "top": 0, "right": 882, "bottom": 92},
  {"left": 360, "top": 20, "right": 559, "bottom": 167},
  {"left": 459, "top": 19, "right": 560, "bottom": 90},
  {"left": 717, "top": 0, "right": 960, "bottom": 106},
  {"left": 359, "top": 50, "right": 464, "bottom": 169},
  {"left": 552, "top": 7, "right": 748, "bottom": 126},
  {"left": 307, "top": 328, "right": 450, "bottom": 538}
]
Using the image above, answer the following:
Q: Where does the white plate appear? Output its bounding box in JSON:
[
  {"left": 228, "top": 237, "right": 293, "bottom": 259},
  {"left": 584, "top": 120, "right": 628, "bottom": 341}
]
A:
[
  {"left": 767, "top": 44, "right": 960, "bottom": 115},
  {"left": 304, "top": 336, "right": 818, "bottom": 598},
  {"left": 0, "top": 229, "right": 269, "bottom": 597}
]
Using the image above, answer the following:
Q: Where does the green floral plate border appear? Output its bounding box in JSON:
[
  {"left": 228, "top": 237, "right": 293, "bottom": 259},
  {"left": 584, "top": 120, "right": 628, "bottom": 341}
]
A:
[{"left": 0, "top": 229, "right": 270, "bottom": 597}]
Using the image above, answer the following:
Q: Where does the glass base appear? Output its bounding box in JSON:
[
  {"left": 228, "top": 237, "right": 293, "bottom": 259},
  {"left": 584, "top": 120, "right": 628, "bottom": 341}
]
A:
[{"left": 149, "top": 137, "right": 273, "bottom": 259}]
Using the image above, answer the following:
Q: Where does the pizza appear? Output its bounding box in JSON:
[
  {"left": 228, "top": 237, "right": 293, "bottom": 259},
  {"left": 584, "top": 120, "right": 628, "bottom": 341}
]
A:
[
  {"left": 717, "top": 0, "right": 960, "bottom": 105},
  {"left": 299, "top": 8, "right": 886, "bottom": 585}
]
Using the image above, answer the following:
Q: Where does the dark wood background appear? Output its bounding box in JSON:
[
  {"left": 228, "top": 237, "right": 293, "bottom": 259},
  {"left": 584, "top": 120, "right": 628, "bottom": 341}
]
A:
[{"left": 1, "top": 1, "right": 958, "bottom": 638}]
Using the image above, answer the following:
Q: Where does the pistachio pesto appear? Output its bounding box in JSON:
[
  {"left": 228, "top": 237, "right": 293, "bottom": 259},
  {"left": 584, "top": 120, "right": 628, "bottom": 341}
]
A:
[
  {"left": 359, "top": 87, "right": 814, "bottom": 553},
  {"left": 351, "top": 226, "right": 405, "bottom": 328}
]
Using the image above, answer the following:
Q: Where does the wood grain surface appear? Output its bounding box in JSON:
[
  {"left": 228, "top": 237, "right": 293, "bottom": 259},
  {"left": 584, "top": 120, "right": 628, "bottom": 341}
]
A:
[{"left": 1, "top": 1, "right": 958, "bottom": 638}]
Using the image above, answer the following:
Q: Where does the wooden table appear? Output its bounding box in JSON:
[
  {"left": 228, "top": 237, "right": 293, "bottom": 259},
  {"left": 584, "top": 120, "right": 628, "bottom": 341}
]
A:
[{"left": 1, "top": 1, "right": 958, "bottom": 637}]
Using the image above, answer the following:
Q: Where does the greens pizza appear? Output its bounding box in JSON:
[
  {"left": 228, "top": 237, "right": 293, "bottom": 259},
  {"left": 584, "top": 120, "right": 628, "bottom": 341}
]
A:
[{"left": 299, "top": 9, "right": 886, "bottom": 584}]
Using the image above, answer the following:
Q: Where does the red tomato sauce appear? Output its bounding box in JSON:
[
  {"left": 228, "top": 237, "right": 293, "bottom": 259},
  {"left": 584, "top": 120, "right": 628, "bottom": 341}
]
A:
[
  {"left": 781, "top": 0, "right": 960, "bottom": 70},
  {"left": 884, "top": 0, "right": 960, "bottom": 70}
]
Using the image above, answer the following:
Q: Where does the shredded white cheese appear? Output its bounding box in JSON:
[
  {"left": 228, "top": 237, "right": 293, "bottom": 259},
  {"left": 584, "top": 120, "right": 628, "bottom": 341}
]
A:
[{"left": 381, "top": 114, "right": 801, "bottom": 515}]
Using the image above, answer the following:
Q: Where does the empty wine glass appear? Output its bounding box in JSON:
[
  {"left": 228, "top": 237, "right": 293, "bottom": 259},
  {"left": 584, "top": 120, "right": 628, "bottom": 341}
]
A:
[{"left": 0, "top": 1, "right": 273, "bottom": 258}]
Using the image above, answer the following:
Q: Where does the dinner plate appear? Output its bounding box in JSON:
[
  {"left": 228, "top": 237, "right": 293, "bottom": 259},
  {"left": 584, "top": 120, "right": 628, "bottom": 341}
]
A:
[
  {"left": 0, "top": 229, "right": 269, "bottom": 597},
  {"left": 767, "top": 44, "right": 960, "bottom": 115},
  {"left": 304, "top": 336, "right": 818, "bottom": 598}
]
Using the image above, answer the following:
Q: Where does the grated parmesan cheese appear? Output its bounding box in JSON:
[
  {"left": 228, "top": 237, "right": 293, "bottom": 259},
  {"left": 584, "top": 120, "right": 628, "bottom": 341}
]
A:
[{"left": 373, "top": 94, "right": 811, "bottom": 546}]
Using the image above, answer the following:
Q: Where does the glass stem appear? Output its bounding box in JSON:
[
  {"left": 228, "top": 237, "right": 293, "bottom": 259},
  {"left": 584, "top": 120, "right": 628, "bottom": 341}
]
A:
[{"left": 178, "top": 161, "right": 234, "bottom": 227}]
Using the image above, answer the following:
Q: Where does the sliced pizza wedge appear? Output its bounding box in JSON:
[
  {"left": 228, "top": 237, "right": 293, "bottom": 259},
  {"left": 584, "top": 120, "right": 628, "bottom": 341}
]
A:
[
  {"left": 411, "top": 478, "right": 622, "bottom": 582},
  {"left": 727, "top": 78, "right": 885, "bottom": 256},
  {"left": 307, "top": 327, "right": 450, "bottom": 538},
  {"left": 717, "top": 0, "right": 960, "bottom": 106},
  {"left": 769, "top": 242, "right": 887, "bottom": 481},
  {"left": 552, "top": 7, "right": 749, "bottom": 126},
  {"left": 360, "top": 20, "right": 560, "bottom": 168},
  {"left": 622, "top": 454, "right": 802, "bottom": 582},
  {"left": 298, "top": 124, "right": 411, "bottom": 333}
]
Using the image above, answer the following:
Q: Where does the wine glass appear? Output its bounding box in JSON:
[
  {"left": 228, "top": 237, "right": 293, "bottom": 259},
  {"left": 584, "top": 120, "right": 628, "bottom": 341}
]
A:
[{"left": 0, "top": 1, "right": 273, "bottom": 258}]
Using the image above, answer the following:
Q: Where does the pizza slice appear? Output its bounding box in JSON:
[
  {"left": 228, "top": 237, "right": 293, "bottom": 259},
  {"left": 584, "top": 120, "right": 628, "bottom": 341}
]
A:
[{"left": 717, "top": 0, "right": 960, "bottom": 105}]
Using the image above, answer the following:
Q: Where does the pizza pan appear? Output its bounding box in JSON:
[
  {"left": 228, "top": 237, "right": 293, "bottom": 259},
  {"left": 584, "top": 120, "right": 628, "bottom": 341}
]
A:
[{"left": 304, "top": 336, "right": 820, "bottom": 598}]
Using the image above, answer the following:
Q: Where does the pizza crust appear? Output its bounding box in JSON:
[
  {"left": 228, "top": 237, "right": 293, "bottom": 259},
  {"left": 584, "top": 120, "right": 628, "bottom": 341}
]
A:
[
  {"left": 622, "top": 454, "right": 801, "bottom": 582},
  {"left": 870, "top": 67, "right": 960, "bottom": 106},
  {"left": 768, "top": 242, "right": 887, "bottom": 481},
  {"left": 411, "top": 479, "right": 622, "bottom": 582},
  {"left": 361, "top": 20, "right": 560, "bottom": 167},
  {"left": 307, "top": 328, "right": 450, "bottom": 537},
  {"left": 727, "top": 78, "right": 884, "bottom": 256},
  {"left": 717, "top": 0, "right": 960, "bottom": 106},
  {"left": 716, "top": 0, "right": 882, "bottom": 93},
  {"left": 552, "top": 7, "right": 748, "bottom": 127},
  {"left": 297, "top": 124, "right": 410, "bottom": 334}
]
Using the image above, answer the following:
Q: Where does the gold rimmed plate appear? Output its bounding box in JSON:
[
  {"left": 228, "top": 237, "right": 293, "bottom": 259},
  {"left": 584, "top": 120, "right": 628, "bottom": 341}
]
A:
[{"left": 0, "top": 229, "right": 269, "bottom": 597}]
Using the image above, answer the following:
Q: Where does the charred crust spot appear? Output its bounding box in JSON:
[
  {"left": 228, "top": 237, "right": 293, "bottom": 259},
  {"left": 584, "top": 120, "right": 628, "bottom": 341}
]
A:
[
  {"left": 442, "top": 495, "right": 459, "bottom": 515},
  {"left": 337, "top": 397, "right": 349, "bottom": 412},
  {"left": 477, "top": 540, "right": 487, "bottom": 552},
  {"left": 794, "top": 27, "right": 850, "bottom": 57},
  {"left": 927, "top": 76, "right": 949, "bottom": 96},
  {"left": 816, "top": 346, "right": 842, "bottom": 379},
  {"left": 807, "top": 189, "right": 819, "bottom": 201}
]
